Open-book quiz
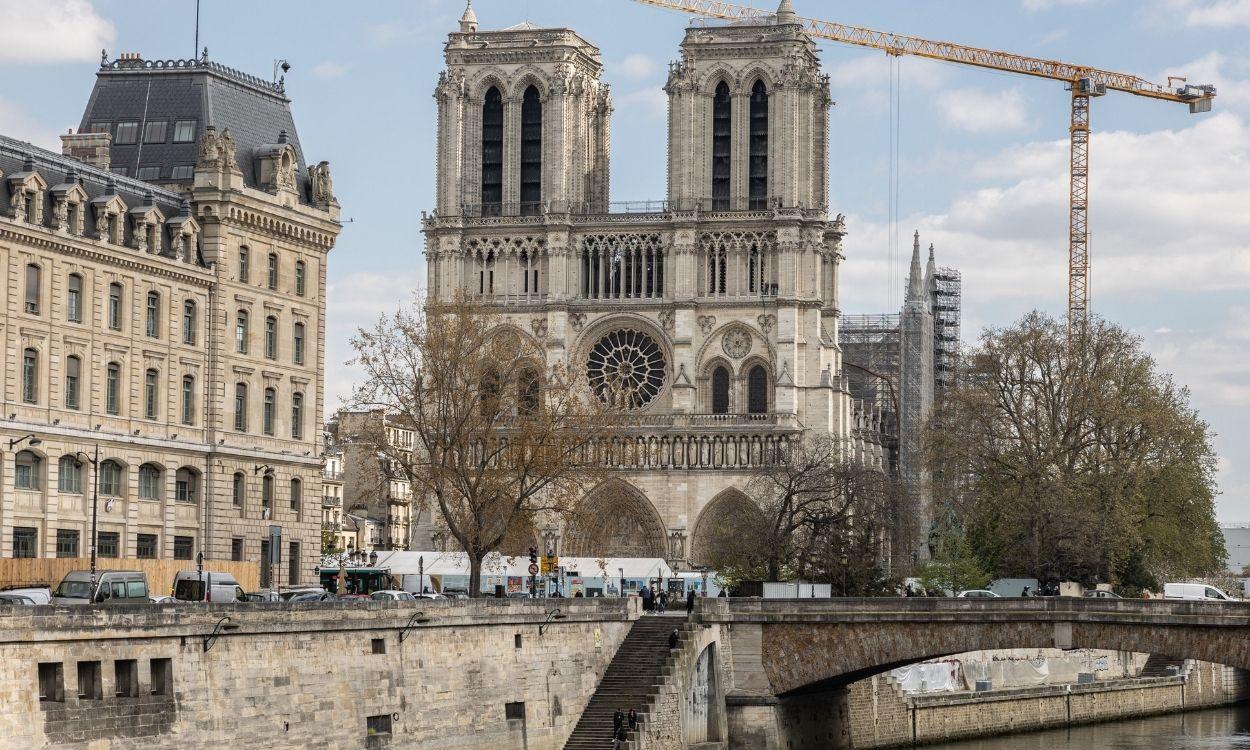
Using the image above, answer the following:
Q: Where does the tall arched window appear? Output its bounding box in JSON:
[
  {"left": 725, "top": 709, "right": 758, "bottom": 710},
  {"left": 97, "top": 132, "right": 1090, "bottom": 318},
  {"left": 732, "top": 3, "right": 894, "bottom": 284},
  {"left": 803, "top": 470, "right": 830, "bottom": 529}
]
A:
[
  {"left": 520, "top": 85, "right": 543, "bottom": 215},
  {"left": 267, "top": 252, "right": 279, "bottom": 291},
  {"left": 99, "top": 460, "right": 124, "bottom": 497},
  {"left": 290, "top": 477, "right": 302, "bottom": 511},
  {"left": 181, "top": 375, "right": 195, "bottom": 426},
  {"left": 712, "top": 81, "right": 732, "bottom": 211},
  {"left": 66, "top": 273, "right": 83, "bottom": 323},
  {"left": 106, "top": 362, "right": 121, "bottom": 415},
  {"left": 138, "top": 463, "right": 163, "bottom": 500},
  {"left": 263, "top": 387, "right": 276, "bottom": 435},
  {"left": 14, "top": 451, "right": 42, "bottom": 490},
  {"left": 65, "top": 355, "right": 81, "bottom": 410},
  {"left": 481, "top": 86, "right": 504, "bottom": 216},
  {"left": 747, "top": 364, "right": 769, "bottom": 414},
  {"left": 234, "top": 382, "right": 248, "bottom": 431},
  {"left": 145, "top": 291, "right": 160, "bottom": 338},
  {"left": 711, "top": 366, "right": 730, "bottom": 415},
  {"left": 517, "top": 368, "right": 540, "bottom": 416},
  {"left": 182, "top": 299, "right": 197, "bottom": 344},
  {"left": 293, "top": 322, "right": 305, "bottom": 365},
  {"left": 294, "top": 260, "right": 306, "bottom": 297},
  {"left": 291, "top": 392, "right": 304, "bottom": 440},
  {"left": 144, "top": 368, "right": 159, "bottom": 419},
  {"left": 232, "top": 471, "right": 245, "bottom": 506},
  {"left": 24, "top": 264, "right": 41, "bottom": 314},
  {"left": 236, "top": 310, "right": 249, "bottom": 353},
  {"left": 107, "top": 282, "right": 123, "bottom": 330},
  {"left": 58, "top": 455, "right": 83, "bottom": 494},
  {"left": 175, "top": 467, "right": 198, "bottom": 503},
  {"left": 239, "top": 247, "right": 250, "bottom": 283},
  {"left": 749, "top": 79, "right": 769, "bottom": 209},
  {"left": 262, "top": 472, "right": 274, "bottom": 511},
  {"left": 21, "top": 348, "right": 38, "bottom": 404},
  {"left": 265, "top": 316, "right": 278, "bottom": 359}
]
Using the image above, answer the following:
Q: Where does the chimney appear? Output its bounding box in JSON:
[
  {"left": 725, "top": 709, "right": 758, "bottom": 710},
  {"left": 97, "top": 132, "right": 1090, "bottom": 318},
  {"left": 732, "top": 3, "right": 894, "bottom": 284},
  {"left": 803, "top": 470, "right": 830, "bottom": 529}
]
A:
[{"left": 60, "top": 128, "right": 112, "bottom": 170}]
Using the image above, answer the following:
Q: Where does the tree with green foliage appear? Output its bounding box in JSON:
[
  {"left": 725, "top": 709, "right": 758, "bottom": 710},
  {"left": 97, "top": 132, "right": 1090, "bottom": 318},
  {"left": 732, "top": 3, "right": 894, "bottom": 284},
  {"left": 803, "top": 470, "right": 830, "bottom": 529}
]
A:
[
  {"left": 926, "top": 312, "right": 1224, "bottom": 586},
  {"left": 916, "top": 524, "right": 991, "bottom": 595}
]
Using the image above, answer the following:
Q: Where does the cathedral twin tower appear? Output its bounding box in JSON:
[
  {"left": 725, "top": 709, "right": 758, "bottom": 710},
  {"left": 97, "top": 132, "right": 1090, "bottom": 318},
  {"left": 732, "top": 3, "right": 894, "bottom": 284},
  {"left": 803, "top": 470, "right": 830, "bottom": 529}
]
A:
[{"left": 421, "top": 2, "right": 888, "bottom": 567}]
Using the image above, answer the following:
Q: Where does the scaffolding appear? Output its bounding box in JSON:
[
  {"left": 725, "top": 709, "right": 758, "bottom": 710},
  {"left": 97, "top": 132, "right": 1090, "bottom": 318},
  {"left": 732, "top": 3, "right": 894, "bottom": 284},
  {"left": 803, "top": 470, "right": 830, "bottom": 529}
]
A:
[
  {"left": 931, "top": 267, "right": 962, "bottom": 391},
  {"left": 841, "top": 313, "right": 901, "bottom": 477}
]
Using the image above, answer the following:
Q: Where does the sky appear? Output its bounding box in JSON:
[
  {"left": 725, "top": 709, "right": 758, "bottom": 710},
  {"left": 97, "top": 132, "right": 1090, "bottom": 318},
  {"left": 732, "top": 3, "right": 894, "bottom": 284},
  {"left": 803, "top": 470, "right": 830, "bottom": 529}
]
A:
[{"left": 0, "top": 0, "right": 1247, "bottom": 520}]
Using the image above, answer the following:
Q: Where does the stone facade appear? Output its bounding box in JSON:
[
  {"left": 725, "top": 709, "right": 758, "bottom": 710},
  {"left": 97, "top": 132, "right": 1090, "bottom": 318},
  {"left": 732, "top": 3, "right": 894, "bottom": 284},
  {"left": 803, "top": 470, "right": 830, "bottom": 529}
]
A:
[
  {"left": 0, "top": 598, "right": 638, "bottom": 749},
  {"left": 0, "top": 53, "right": 339, "bottom": 588},
  {"left": 421, "top": 2, "right": 886, "bottom": 568}
]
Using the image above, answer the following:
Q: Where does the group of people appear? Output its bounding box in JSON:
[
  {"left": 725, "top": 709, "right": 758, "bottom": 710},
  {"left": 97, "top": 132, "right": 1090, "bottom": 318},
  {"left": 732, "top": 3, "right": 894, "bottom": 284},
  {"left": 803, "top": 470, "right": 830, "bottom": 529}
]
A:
[
  {"left": 640, "top": 585, "right": 670, "bottom": 613},
  {"left": 611, "top": 708, "right": 639, "bottom": 748},
  {"left": 903, "top": 584, "right": 944, "bottom": 597}
]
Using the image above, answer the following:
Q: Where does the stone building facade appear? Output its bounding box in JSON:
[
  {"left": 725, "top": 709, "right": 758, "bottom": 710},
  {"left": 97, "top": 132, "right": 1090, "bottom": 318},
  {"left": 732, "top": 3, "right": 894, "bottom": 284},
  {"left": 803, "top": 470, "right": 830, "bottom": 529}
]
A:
[
  {"left": 420, "top": 3, "right": 885, "bottom": 568},
  {"left": 332, "top": 410, "right": 414, "bottom": 551},
  {"left": 0, "top": 52, "right": 339, "bottom": 587}
]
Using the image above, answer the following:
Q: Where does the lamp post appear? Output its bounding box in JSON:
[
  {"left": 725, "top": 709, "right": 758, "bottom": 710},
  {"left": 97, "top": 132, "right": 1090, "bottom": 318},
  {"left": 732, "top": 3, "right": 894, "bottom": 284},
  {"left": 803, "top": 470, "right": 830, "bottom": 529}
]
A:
[
  {"left": 73, "top": 445, "right": 101, "bottom": 594},
  {"left": 619, "top": 567, "right": 625, "bottom": 598}
]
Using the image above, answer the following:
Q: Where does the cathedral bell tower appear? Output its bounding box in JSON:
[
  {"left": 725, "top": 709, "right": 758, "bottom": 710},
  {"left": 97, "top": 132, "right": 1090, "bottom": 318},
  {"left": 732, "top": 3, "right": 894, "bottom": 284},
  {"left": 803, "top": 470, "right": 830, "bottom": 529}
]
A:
[{"left": 433, "top": 2, "right": 612, "bottom": 218}]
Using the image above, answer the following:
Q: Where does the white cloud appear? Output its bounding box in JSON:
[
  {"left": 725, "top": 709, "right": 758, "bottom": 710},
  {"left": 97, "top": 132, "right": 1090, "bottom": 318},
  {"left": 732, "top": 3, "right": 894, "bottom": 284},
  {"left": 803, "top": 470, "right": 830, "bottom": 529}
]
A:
[
  {"left": 1164, "top": 0, "right": 1250, "bottom": 26},
  {"left": 827, "top": 53, "right": 949, "bottom": 92},
  {"left": 0, "top": 0, "right": 114, "bottom": 64},
  {"left": 618, "top": 53, "right": 662, "bottom": 80},
  {"left": 0, "top": 96, "right": 61, "bottom": 149},
  {"left": 311, "top": 61, "right": 350, "bottom": 78},
  {"left": 616, "top": 88, "right": 668, "bottom": 122},
  {"left": 367, "top": 19, "right": 443, "bottom": 46},
  {"left": 935, "top": 87, "right": 1030, "bottom": 134}
]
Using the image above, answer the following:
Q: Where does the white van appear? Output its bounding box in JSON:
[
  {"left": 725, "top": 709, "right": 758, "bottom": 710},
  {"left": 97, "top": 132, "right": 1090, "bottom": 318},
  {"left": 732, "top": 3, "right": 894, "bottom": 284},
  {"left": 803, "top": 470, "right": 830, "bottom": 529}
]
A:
[
  {"left": 172, "top": 571, "right": 244, "bottom": 603},
  {"left": 1163, "top": 582, "right": 1234, "bottom": 601},
  {"left": 51, "top": 571, "right": 148, "bottom": 605}
]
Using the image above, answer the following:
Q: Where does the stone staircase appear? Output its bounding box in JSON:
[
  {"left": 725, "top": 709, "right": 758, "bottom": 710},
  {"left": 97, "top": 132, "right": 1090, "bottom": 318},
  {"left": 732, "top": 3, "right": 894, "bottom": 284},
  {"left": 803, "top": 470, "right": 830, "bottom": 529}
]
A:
[
  {"left": 563, "top": 615, "right": 692, "bottom": 750},
  {"left": 1140, "top": 654, "right": 1189, "bottom": 678}
]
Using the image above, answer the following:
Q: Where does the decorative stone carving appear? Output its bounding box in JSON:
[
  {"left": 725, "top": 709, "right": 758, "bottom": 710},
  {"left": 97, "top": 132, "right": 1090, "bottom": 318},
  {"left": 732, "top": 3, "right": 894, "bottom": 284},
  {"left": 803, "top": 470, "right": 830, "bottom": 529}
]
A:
[
  {"left": 570, "top": 313, "right": 587, "bottom": 332},
  {"left": 530, "top": 318, "right": 548, "bottom": 339},
  {"left": 658, "top": 310, "right": 675, "bottom": 333},
  {"left": 723, "top": 328, "right": 752, "bottom": 359},
  {"left": 668, "top": 528, "right": 687, "bottom": 561},
  {"left": 697, "top": 315, "right": 716, "bottom": 336},
  {"left": 586, "top": 328, "right": 666, "bottom": 410},
  {"left": 757, "top": 314, "right": 776, "bottom": 334},
  {"left": 197, "top": 125, "right": 241, "bottom": 174},
  {"left": 309, "top": 161, "right": 335, "bottom": 207}
]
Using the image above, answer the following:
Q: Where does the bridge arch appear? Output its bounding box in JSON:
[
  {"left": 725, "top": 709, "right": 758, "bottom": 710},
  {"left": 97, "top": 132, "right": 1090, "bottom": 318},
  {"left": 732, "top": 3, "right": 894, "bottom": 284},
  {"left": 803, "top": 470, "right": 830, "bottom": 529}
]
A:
[{"left": 563, "top": 479, "right": 667, "bottom": 558}]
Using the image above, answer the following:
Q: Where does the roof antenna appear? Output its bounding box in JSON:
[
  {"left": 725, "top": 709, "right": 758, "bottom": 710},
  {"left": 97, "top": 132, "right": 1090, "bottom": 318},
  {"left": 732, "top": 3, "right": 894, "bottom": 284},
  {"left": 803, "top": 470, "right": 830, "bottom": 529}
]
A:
[{"left": 194, "top": 0, "right": 200, "bottom": 59}]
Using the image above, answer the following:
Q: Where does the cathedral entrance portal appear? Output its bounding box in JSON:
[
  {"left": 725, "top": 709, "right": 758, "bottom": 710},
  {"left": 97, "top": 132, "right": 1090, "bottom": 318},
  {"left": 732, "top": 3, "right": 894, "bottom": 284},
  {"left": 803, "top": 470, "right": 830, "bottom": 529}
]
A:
[{"left": 564, "top": 480, "right": 667, "bottom": 558}]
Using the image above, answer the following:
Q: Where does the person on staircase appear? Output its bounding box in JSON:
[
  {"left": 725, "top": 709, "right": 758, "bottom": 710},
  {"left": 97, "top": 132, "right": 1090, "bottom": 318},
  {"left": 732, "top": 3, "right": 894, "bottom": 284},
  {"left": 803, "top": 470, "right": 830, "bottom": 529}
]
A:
[
  {"left": 668, "top": 629, "right": 679, "bottom": 650},
  {"left": 628, "top": 708, "right": 639, "bottom": 732},
  {"left": 613, "top": 723, "right": 629, "bottom": 750},
  {"left": 613, "top": 707, "right": 625, "bottom": 740}
]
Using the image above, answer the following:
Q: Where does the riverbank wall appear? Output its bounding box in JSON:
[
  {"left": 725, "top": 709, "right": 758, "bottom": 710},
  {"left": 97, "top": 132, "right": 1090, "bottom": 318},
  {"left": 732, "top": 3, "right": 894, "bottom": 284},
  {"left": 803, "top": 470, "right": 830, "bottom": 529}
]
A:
[{"left": 848, "top": 661, "right": 1250, "bottom": 748}]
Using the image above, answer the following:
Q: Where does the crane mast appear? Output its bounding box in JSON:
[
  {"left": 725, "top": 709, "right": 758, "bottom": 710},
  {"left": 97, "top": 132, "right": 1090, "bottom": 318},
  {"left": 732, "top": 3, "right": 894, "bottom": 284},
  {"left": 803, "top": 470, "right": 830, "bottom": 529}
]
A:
[{"left": 633, "top": 0, "right": 1216, "bottom": 327}]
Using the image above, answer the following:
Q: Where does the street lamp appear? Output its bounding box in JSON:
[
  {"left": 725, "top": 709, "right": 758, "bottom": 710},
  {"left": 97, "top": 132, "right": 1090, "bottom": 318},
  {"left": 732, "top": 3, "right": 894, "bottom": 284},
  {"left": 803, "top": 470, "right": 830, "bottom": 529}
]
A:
[
  {"left": 73, "top": 446, "right": 102, "bottom": 595},
  {"left": 619, "top": 567, "right": 625, "bottom": 599},
  {"left": 7, "top": 434, "right": 41, "bottom": 450}
]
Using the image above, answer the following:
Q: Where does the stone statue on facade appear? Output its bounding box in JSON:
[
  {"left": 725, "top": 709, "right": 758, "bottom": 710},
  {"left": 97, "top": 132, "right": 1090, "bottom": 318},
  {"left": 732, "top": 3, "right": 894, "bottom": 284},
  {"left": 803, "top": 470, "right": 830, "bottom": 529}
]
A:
[{"left": 309, "top": 161, "right": 336, "bottom": 207}]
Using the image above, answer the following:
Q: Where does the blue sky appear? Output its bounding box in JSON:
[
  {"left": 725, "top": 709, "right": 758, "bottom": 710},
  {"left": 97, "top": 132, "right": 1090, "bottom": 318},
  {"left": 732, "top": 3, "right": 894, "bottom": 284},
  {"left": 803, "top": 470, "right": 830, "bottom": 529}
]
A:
[{"left": 1, "top": 0, "right": 1247, "bottom": 520}]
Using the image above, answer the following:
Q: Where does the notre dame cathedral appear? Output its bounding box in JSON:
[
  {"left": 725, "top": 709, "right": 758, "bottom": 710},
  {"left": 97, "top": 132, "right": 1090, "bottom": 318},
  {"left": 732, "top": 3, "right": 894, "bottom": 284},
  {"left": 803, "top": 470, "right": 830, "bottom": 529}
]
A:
[{"left": 420, "top": 1, "right": 890, "bottom": 569}]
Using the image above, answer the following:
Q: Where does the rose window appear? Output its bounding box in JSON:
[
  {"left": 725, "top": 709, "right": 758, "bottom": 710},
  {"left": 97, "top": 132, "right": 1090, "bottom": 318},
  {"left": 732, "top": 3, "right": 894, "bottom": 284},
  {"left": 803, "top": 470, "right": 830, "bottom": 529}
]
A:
[{"left": 587, "top": 329, "right": 667, "bottom": 410}]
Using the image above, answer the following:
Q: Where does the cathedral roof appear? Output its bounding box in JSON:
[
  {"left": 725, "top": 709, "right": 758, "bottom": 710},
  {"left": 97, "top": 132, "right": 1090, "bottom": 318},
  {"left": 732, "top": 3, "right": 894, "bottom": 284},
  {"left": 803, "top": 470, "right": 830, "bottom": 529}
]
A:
[{"left": 502, "top": 21, "right": 545, "bottom": 31}]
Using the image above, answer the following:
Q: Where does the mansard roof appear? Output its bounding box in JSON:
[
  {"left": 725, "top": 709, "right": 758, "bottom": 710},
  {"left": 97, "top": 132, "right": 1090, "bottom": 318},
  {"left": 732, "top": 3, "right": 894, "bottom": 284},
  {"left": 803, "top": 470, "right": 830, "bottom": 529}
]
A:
[{"left": 79, "top": 52, "right": 313, "bottom": 204}]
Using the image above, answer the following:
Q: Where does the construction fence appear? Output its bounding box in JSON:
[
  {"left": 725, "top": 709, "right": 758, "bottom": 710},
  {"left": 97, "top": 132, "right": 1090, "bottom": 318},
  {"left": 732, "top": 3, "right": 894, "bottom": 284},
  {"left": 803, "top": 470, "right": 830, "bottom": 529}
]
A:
[{"left": 0, "top": 557, "right": 261, "bottom": 595}]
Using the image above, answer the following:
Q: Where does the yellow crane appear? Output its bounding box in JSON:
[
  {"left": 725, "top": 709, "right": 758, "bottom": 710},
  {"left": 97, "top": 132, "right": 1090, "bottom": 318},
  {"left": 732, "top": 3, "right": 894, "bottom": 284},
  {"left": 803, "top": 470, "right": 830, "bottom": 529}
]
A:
[{"left": 633, "top": 0, "right": 1216, "bottom": 326}]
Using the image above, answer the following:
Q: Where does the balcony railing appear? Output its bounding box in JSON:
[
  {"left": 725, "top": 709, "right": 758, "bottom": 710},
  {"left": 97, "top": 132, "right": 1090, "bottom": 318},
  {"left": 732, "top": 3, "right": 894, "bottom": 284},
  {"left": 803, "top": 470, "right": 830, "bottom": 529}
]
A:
[
  {"left": 322, "top": 495, "right": 341, "bottom": 507},
  {"left": 612, "top": 412, "right": 802, "bottom": 431},
  {"left": 436, "top": 197, "right": 821, "bottom": 222},
  {"left": 323, "top": 469, "right": 343, "bottom": 480}
]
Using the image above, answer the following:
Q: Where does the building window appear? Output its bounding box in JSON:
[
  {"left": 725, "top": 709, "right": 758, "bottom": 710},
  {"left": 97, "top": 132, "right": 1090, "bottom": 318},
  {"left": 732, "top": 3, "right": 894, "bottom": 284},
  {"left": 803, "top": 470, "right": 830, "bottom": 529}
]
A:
[
  {"left": 747, "top": 364, "right": 769, "bottom": 414},
  {"left": 181, "top": 375, "right": 195, "bottom": 425},
  {"left": 293, "top": 322, "right": 305, "bottom": 365},
  {"left": 288, "top": 541, "right": 300, "bottom": 585},
  {"left": 291, "top": 392, "right": 304, "bottom": 440},
  {"left": 58, "top": 455, "right": 83, "bottom": 494},
  {"left": 136, "top": 534, "right": 157, "bottom": 559},
  {"left": 171, "top": 165, "right": 194, "bottom": 180},
  {"left": 77, "top": 661, "right": 102, "bottom": 700},
  {"left": 138, "top": 463, "right": 163, "bottom": 500},
  {"left": 263, "top": 387, "right": 276, "bottom": 435},
  {"left": 239, "top": 247, "right": 250, "bottom": 283},
  {"left": 265, "top": 316, "right": 278, "bottom": 359},
  {"left": 14, "top": 450, "right": 41, "bottom": 491},
  {"left": 106, "top": 362, "right": 121, "bottom": 415},
  {"left": 173, "top": 536, "right": 193, "bottom": 560},
  {"left": 711, "top": 366, "right": 730, "bottom": 415},
  {"left": 520, "top": 85, "right": 542, "bottom": 215},
  {"left": 267, "top": 252, "right": 278, "bottom": 290},
  {"left": 24, "top": 264, "right": 40, "bottom": 314},
  {"left": 114, "top": 121, "right": 139, "bottom": 145},
  {"left": 232, "top": 472, "right": 245, "bottom": 507},
  {"left": 38, "top": 663, "right": 64, "bottom": 702},
  {"left": 182, "top": 299, "right": 197, "bottom": 344},
  {"left": 172, "top": 120, "right": 196, "bottom": 143},
  {"left": 108, "top": 282, "right": 123, "bottom": 330},
  {"left": 65, "top": 355, "right": 81, "bottom": 410},
  {"left": 110, "top": 166, "right": 128, "bottom": 177},
  {"left": 146, "top": 292, "right": 160, "bottom": 337},
  {"left": 56, "top": 529, "right": 80, "bottom": 558},
  {"left": 67, "top": 273, "right": 83, "bottom": 322},
  {"left": 142, "top": 121, "right": 167, "bottom": 143},
  {"left": 144, "top": 369, "right": 159, "bottom": 419},
  {"left": 100, "top": 460, "right": 124, "bottom": 497},
  {"left": 235, "top": 310, "right": 249, "bottom": 353},
  {"left": 749, "top": 80, "right": 769, "bottom": 209},
  {"left": 367, "top": 715, "right": 393, "bottom": 736},
  {"left": 481, "top": 86, "right": 503, "bottom": 215},
  {"left": 290, "top": 478, "right": 301, "bottom": 511},
  {"left": 22, "top": 348, "right": 38, "bottom": 403},
  {"left": 712, "top": 81, "right": 732, "bottom": 211},
  {"left": 262, "top": 473, "right": 274, "bottom": 511},
  {"left": 98, "top": 531, "right": 119, "bottom": 558},
  {"left": 137, "top": 166, "right": 162, "bottom": 181},
  {"left": 231, "top": 537, "right": 244, "bottom": 561},
  {"left": 175, "top": 467, "right": 198, "bottom": 503},
  {"left": 13, "top": 527, "right": 37, "bottom": 558},
  {"left": 150, "top": 658, "right": 173, "bottom": 696},
  {"left": 504, "top": 702, "right": 525, "bottom": 720},
  {"left": 294, "top": 261, "right": 306, "bottom": 296},
  {"left": 234, "top": 383, "right": 248, "bottom": 431},
  {"left": 115, "top": 659, "right": 139, "bottom": 698}
]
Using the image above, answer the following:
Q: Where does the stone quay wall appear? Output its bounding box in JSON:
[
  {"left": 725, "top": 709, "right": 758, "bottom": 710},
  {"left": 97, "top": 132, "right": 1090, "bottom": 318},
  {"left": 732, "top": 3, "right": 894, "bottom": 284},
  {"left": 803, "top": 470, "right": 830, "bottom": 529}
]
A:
[
  {"left": 0, "top": 598, "right": 640, "bottom": 750},
  {"left": 847, "top": 661, "right": 1250, "bottom": 748}
]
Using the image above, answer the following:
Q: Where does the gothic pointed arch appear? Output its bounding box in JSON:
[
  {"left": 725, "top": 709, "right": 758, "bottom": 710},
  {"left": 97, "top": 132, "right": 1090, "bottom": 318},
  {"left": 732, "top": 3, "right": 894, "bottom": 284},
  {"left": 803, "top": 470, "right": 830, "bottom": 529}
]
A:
[
  {"left": 564, "top": 480, "right": 667, "bottom": 558},
  {"left": 690, "top": 487, "right": 765, "bottom": 567}
]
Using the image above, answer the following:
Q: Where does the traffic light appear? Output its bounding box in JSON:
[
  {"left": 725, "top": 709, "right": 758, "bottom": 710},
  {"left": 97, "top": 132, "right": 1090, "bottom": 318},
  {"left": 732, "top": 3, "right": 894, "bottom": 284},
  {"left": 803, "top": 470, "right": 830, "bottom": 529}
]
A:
[{"left": 528, "top": 547, "right": 538, "bottom": 566}]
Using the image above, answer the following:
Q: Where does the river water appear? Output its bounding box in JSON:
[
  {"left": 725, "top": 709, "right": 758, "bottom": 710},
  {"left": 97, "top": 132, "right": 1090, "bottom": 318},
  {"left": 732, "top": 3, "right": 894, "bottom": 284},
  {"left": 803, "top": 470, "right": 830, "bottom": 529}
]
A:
[{"left": 921, "top": 705, "right": 1250, "bottom": 749}]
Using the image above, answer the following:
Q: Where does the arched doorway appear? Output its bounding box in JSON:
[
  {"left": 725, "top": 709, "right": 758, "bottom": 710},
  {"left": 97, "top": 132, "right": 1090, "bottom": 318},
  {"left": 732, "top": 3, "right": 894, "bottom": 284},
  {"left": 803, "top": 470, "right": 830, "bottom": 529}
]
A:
[
  {"left": 564, "top": 480, "right": 667, "bottom": 558},
  {"left": 690, "top": 488, "right": 766, "bottom": 568}
]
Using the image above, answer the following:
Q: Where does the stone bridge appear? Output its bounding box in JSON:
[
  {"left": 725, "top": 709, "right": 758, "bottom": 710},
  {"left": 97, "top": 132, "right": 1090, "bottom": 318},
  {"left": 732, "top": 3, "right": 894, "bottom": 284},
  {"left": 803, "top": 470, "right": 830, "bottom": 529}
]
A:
[{"left": 693, "top": 597, "right": 1250, "bottom": 749}]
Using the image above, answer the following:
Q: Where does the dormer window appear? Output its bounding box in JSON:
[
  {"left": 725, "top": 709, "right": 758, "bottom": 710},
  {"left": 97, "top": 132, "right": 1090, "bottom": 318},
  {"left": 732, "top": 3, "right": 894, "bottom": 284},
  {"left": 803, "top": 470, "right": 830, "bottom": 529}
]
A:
[
  {"left": 172, "top": 120, "right": 196, "bottom": 143},
  {"left": 137, "top": 166, "right": 161, "bottom": 181},
  {"left": 67, "top": 203, "right": 80, "bottom": 234},
  {"left": 171, "top": 165, "right": 194, "bottom": 180},
  {"left": 143, "top": 121, "right": 167, "bottom": 144},
  {"left": 114, "top": 122, "right": 139, "bottom": 145}
]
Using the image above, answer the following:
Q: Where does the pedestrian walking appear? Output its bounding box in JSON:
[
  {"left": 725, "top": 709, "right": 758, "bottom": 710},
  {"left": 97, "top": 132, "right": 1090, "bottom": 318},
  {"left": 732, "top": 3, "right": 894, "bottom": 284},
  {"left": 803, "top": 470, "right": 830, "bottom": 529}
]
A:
[
  {"left": 613, "top": 724, "right": 629, "bottom": 749},
  {"left": 641, "top": 586, "right": 652, "bottom": 612},
  {"left": 686, "top": 589, "right": 696, "bottom": 614},
  {"left": 668, "top": 629, "right": 679, "bottom": 650},
  {"left": 628, "top": 708, "right": 639, "bottom": 731},
  {"left": 1021, "top": 585, "right": 1030, "bottom": 597},
  {"left": 613, "top": 708, "right": 624, "bottom": 738},
  {"left": 657, "top": 591, "right": 667, "bottom": 613}
]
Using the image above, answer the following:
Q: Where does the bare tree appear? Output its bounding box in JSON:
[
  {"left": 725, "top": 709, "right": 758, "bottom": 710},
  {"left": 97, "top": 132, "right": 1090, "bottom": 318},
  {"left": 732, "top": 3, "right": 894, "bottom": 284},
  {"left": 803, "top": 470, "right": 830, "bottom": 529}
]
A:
[{"left": 348, "top": 297, "right": 613, "bottom": 596}]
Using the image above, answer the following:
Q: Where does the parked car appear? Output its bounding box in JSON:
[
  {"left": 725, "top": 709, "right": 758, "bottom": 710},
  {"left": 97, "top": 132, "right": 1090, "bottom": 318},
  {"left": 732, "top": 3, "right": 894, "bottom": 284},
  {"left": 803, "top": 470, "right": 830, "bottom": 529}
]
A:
[
  {"left": 371, "top": 590, "right": 417, "bottom": 602},
  {"left": 1084, "top": 590, "right": 1122, "bottom": 599},
  {"left": 956, "top": 590, "right": 1000, "bottom": 598},
  {"left": 279, "top": 586, "right": 326, "bottom": 601},
  {"left": 1, "top": 586, "right": 51, "bottom": 604},
  {"left": 172, "top": 571, "right": 245, "bottom": 603},
  {"left": 149, "top": 595, "right": 178, "bottom": 604},
  {"left": 51, "top": 571, "right": 149, "bottom": 605},
  {"left": 288, "top": 591, "right": 337, "bottom": 603},
  {"left": 441, "top": 588, "right": 470, "bottom": 600},
  {"left": 239, "top": 590, "right": 281, "bottom": 603},
  {"left": 0, "top": 593, "right": 36, "bottom": 605},
  {"left": 1163, "top": 583, "right": 1234, "bottom": 601}
]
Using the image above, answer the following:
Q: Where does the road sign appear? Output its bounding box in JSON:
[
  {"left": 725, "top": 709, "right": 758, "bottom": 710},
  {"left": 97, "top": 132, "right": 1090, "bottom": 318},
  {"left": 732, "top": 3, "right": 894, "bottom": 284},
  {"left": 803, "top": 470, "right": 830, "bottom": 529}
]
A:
[{"left": 528, "top": 563, "right": 539, "bottom": 575}]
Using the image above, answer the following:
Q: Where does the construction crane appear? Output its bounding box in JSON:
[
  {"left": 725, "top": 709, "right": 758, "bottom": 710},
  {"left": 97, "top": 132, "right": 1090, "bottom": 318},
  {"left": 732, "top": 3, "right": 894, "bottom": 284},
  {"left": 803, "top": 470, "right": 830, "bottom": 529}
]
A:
[{"left": 633, "top": 0, "right": 1216, "bottom": 327}]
